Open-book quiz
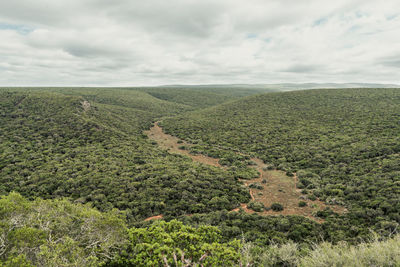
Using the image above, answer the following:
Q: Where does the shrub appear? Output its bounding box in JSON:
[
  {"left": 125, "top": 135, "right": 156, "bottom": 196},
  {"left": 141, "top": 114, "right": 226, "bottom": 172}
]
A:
[
  {"left": 308, "top": 195, "right": 317, "bottom": 201},
  {"left": 271, "top": 203, "right": 284, "bottom": 211},
  {"left": 298, "top": 201, "right": 307, "bottom": 207},
  {"left": 241, "top": 234, "right": 400, "bottom": 267},
  {"left": 300, "top": 234, "right": 400, "bottom": 266},
  {"left": 248, "top": 201, "right": 265, "bottom": 212},
  {"left": 248, "top": 161, "right": 257, "bottom": 166},
  {"left": 286, "top": 171, "right": 294, "bottom": 177},
  {"left": 263, "top": 165, "right": 274, "bottom": 171},
  {"left": 0, "top": 192, "right": 127, "bottom": 266},
  {"left": 249, "top": 183, "right": 264, "bottom": 190},
  {"left": 113, "top": 220, "right": 241, "bottom": 266}
]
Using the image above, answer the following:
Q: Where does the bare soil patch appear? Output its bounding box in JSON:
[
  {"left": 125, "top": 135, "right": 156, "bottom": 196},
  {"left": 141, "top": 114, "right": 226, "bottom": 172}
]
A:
[
  {"left": 144, "top": 214, "right": 164, "bottom": 221},
  {"left": 244, "top": 163, "right": 346, "bottom": 222},
  {"left": 81, "top": 100, "right": 91, "bottom": 112},
  {"left": 145, "top": 122, "right": 221, "bottom": 167}
]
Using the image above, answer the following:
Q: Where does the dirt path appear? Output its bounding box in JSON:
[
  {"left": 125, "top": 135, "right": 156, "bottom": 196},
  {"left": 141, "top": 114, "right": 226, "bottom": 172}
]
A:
[
  {"left": 144, "top": 214, "right": 164, "bottom": 221},
  {"left": 145, "top": 123, "right": 221, "bottom": 167},
  {"left": 145, "top": 122, "right": 346, "bottom": 222}
]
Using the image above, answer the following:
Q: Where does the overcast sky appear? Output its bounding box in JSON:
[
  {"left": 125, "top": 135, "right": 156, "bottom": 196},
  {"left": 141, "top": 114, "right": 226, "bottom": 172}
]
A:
[{"left": 0, "top": 0, "right": 399, "bottom": 86}]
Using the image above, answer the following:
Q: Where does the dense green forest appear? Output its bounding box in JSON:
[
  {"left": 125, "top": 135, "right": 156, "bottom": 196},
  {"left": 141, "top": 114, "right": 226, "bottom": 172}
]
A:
[
  {"left": 1, "top": 87, "right": 399, "bottom": 266},
  {"left": 0, "top": 88, "right": 255, "bottom": 221},
  {"left": 162, "top": 88, "right": 400, "bottom": 238}
]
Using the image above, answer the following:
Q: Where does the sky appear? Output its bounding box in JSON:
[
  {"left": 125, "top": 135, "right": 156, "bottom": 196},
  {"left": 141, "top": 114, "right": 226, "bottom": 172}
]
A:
[{"left": 0, "top": 0, "right": 399, "bottom": 86}]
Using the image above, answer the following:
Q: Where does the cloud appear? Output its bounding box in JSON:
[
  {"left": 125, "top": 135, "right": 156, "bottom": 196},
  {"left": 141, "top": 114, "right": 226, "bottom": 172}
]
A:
[
  {"left": 282, "top": 64, "right": 323, "bottom": 73},
  {"left": 0, "top": 0, "right": 399, "bottom": 86},
  {"left": 379, "top": 57, "right": 400, "bottom": 68}
]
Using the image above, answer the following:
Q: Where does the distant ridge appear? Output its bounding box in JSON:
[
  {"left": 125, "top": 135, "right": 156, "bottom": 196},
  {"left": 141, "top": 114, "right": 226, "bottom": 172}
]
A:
[{"left": 160, "top": 83, "right": 400, "bottom": 91}]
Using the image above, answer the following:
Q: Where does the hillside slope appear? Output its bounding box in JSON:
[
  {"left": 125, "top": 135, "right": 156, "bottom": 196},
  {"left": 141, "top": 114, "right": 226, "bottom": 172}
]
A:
[
  {"left": 139, "top": 87, "right": 274, "bottom": 109},
  {"left": 1, "top": 87, "right": 400, "bottom": 265},
  {"left": 162, "top": 88, "right": 400, "bottom": 235},
  {"left": 0, "top": 89, "right": 250, "bottom": 221}
]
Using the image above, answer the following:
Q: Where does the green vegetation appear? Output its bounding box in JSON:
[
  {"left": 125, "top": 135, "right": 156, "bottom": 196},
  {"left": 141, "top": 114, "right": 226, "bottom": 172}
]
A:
[
  {"left": 0, "top": 89, "right": 250, "bottom": 222},
  {"left": 240, "top": 234, "right": 400, "bottom": 267},
  {"left": 298, "top": 201, "right": 307, "bottom": 207},
  {"left": 173, "top": 210, "right": 328, "bottom": 245},
  {"left": 2, "top": 193, "right": 399, "bottom": 266},
  {"left": 1, "top": 87, "right": 399, "bottom": 265},
  {"left": 162, "top": 88, "right": 400, "bottom": 240},
  {"left": 138, "top": 87, "right": 269, "bottom": 109},
  {"left": 247, "top": 201, "right": 265, "bottom": 212},
  {"left": 271, "top": 203, "right": 284, "bottom": 211},
  {"left": 111, "top": 220, "right": 241, "bottom": 266},
  {"left": 0, "top": 192, "right": 126, "bottom": 266}
]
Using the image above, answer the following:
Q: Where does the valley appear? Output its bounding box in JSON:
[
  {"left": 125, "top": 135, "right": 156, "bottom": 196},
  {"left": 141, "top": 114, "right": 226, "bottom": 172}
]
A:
[
  {"left": 0, "top": 87, "right": 399, "bottom": 266},
  {"left": 146, "top": 122, "right": 347, "bottom": 222}
]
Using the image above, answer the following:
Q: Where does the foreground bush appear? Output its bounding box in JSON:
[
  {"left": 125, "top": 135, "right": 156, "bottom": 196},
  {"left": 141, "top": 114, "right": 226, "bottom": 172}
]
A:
[
  {"left": 1, "top": 193, "right": 399, "bottom": 266},
  {"left": 300, "top": 234, "right": 400, "bottom": 267},
  {"left": 0, "top": 192, "right": 127, "bottom": 266},
  {"left": 241, "top": 234, "right": 400, "bottom": 266},
  {"left": 110, "top": 220, "right": 241, "bottom": 266}
]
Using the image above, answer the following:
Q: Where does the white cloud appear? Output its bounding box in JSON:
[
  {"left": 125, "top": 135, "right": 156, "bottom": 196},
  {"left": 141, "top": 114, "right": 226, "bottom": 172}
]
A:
[{"left": 0, "top": 0, "right": 399, "bottom": 86}]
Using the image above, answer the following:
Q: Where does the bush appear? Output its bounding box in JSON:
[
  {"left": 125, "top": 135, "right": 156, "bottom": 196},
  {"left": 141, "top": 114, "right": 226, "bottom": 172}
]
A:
[
  {"left": 271, "top": 203, "right": 284, "bottom": 211},
  {"left": 286, "top": 171, "right": 294, "bottom": 177},
  {"left": 249, "top": 183, "right": 264, "bottom": 190},
  {"left": 241, "top": 234, "right": 400, "bottom": 267},
  {"left": 298, "top": 201, "right": 307, "bottom": 207},
  {"left": 0, "top": 192, "right": 127, "bottom": 266},
  {"left": 248, "top": 201, "right": 265, "bottom": 212},
  {"left": 308, "top": 195, "right": 317, "bottom": 201},
  {"left": 113, "top": 220, "right": 241, "bottom": 266},
  {"left": 263, "top": 165, "right": 274, "bottom": 171},
  {"left": 300, "top": 234, "right": 400, "bottom": 266}
]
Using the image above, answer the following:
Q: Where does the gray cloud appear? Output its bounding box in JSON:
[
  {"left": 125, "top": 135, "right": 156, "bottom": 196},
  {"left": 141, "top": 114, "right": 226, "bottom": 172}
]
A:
[
  {"left": 282, "top": 64, "right": 324, "bottom": 73},
  {"left": 0, "top": 0, "right": 399, "bottom": 86},
  {"left": 379, "top": 57, "right": 400, "bottom": 68},
  {"left": 107, "top": 1, "right": 226, "bottom": 38}
]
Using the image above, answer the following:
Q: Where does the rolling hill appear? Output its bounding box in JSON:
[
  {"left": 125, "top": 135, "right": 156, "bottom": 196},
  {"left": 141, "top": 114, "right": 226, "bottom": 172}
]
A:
[
  {"left": 1, "top": 86, "right": 399, "bottom": 266},
  {"left": 0, "top": 88, "right": 255, "bottom": 222},
  {"left": 162, "top": 88, "right": 400, "bottom": 236}
]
